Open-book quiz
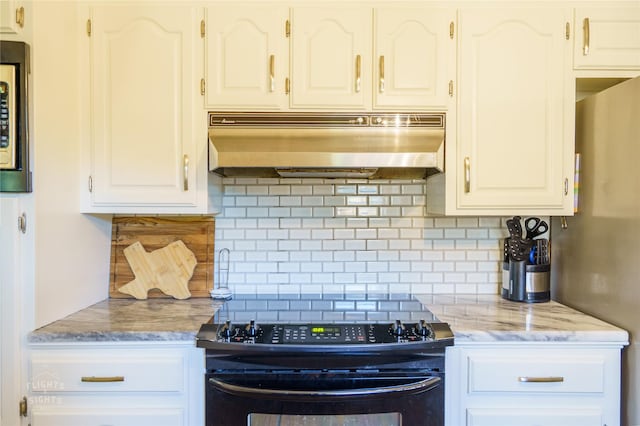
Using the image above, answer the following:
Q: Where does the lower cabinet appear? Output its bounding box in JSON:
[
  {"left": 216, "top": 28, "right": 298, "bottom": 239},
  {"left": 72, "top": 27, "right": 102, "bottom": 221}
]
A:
[
  {"left": 445, "top": 343, "right": 624, "bottom": 426},
  {"left": 28, "top": 343, "right": 204, "bottom": 426}
]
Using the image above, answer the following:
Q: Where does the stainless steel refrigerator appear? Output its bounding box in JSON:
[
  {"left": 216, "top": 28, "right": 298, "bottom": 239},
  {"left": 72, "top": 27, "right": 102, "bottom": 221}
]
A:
[{"left": 551, "top": 76, "right": 640, "bottom": 426}]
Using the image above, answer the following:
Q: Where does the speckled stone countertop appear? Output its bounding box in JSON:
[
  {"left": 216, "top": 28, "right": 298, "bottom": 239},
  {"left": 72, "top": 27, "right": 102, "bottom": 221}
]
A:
[
  {"left": 417, "top": 294, "right": 629, "bottom": 344},
  {"left": 28, "top": 298, "right": 223, "bottom": 343},
  {"left": 28, "top": 294, "right": 628, "bottom": 344}
]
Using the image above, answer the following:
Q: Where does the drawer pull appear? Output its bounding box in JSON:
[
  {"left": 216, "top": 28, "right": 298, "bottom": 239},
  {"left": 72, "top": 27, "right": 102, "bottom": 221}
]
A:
[
  {"left": 518, "top": 376, "right": 564, "bottom": 383},
  {"left": 81, "top": 376, "right": 125, "bottom": 383}
]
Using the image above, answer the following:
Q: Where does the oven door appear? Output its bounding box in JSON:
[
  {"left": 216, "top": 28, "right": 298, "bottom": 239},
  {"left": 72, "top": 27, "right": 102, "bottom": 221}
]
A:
[{"left": 205, "top": 370, "right": 444, "bottom": 426}]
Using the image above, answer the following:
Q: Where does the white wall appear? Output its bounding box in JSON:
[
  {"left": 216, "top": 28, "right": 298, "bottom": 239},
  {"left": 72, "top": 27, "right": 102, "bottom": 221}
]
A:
[
  {"left": 31, "top": 2, "right": 112, "bottom": 328},
  {"left": 215, "top": 177, "right": 508, "bottom": 295}
]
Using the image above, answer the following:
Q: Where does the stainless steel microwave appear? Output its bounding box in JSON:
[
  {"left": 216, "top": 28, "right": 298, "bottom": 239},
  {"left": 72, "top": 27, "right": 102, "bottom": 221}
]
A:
[{"left": 0, "top": 41, "right": 31, "bottom": 192}]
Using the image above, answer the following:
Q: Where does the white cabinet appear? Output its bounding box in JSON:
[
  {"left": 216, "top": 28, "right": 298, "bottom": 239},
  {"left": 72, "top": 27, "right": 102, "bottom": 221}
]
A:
[
  {"left": 0, "top": 0, "right": 24, "bottom": 34},
  {"left": 204, "top": 4, "right": 454, "bottom": 111},
  {"left": 29, "top": 343, "right": 204, "bottom": 426},
  {"left": 205, "top": 5, "right": 289, "bottom": 110},
  {"left": 446, "top": 344, "right": 623, "bottom": 426},
  {"left": 290, "top": 6, "right": 371, "bottom": 109},
  {"left": 0, "top": 197, "right": 28, "bottom": 426},
  {"left": 373, "top": 7, "right": 455, "bottom": 110},
  {"left": 438, "top": 7, "right": 574, "bottom": 216},
  {"left": 574, "top": 7, "right": 640, "bottom": 70},
  {"left": 83, "top": 4, "right": 213, "bottom": 214}
]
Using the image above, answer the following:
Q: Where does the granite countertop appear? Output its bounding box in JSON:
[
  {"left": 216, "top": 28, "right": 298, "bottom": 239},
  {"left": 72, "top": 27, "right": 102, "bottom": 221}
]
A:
[
  {"left": 28, "top": 298, "right": 223, "bottom": 343},
  {"left": 418, "top": 294, "right": 629, "bottom": 344},
  {"left": 28, "top": 294, "right": 628, "bottom": 344}
]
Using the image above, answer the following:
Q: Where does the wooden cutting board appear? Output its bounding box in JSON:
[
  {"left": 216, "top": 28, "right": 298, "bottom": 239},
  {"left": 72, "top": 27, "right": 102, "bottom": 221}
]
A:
[{"left": 109, "top": 216, "right": 214, "bottom": 298}]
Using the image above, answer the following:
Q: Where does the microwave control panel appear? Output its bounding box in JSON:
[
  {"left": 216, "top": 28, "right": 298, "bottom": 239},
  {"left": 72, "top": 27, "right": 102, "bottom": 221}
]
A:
[{"left": 0, "top": 64, "right": 16, "bottom": 170}]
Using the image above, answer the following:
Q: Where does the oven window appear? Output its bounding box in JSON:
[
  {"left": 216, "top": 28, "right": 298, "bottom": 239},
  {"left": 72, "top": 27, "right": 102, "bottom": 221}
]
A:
[{"left": 248, "top": 413, "right": 401, "bottom": 426}]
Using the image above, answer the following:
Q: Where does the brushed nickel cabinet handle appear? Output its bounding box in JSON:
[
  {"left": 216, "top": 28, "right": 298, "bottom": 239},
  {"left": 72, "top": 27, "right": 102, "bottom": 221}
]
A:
[
  {"left": 183, "top": 155, "right": 189, "bottom": 191},
  {"left": 355, "top": 54, "right": 361, "bottom": 93},
  {"left": 379, "top": 55, "right": 385, "bottom": 93},
  {"left": 564, "top": 178, "right": 569, "bottom": 195},
  {"left": 583, "top": 18, "right": 590, "bottom": 55},
  {"left": 18, "top": 213, "right": 26, "bottom": 234},
  {"left": 464, "top": 157, "right": 470, "bottom": 193},
  {"left": 269, "top": 55, "right": 275, "bottom": 92},
  {"left": 81, "top": 376, "right": 125, "bottom": 383},
  {"left": 518, "top": 376, "right": 564, "bottom": 383}
]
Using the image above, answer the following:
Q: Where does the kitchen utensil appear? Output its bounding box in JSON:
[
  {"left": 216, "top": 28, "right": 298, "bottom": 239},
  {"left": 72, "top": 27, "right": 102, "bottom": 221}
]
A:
[
  {"left": 506, "top": 216, "right": 523, "bottom": 239},
  {"left": 118, "top": 240, "right": 196, "bottom": 300},
  {"left": 509, "top": 259, "right": 528, "bottom": 302},
  {"left": 537, "top": 239, "right": 550, "bottom": 265},
  {"left": 525, "top": 217, "right": 549, "bottom": 240},
  {"left": 507, "top": 236, "right": 533, "bottom": 261},
  {"left": 109, "top": 216, "right": 215, "bottom": 299},
  {"left": 211, "top": 248, "right": 232, "bottom": 300}
]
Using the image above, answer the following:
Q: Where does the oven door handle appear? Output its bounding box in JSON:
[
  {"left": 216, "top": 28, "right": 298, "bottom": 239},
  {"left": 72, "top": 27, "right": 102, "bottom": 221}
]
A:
[{"left": 209, "top": 376, "right": 440, "bottom": 398}]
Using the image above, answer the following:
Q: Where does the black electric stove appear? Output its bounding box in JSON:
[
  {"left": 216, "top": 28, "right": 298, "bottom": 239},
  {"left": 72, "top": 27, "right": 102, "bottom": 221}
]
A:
[
  {"left": 196, "top": 293, "right": 453, "bottom": 354},
  {"left": 196, "top": 293, "right": 453, "bottom": 426}
]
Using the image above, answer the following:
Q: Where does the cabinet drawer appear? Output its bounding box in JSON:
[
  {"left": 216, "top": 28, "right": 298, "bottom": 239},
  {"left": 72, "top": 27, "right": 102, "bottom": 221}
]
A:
[
  {"left": 32, "top": 407, "right": 183, "bottom": 426},
  {"left": 467, "top": 353, "right": 605, "bottom": 394},
  {"left": 467, "top": 408, "right": 602, "bottom": 426},
  {"left": 31, "top": 352, "right": 185, "bottom": 393}
]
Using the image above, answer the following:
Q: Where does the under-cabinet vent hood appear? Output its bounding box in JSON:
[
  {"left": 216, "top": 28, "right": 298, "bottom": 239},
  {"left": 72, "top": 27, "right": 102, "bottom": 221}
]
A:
[{"left": 208, "top": 112, "right": 445, "bottom": 179}]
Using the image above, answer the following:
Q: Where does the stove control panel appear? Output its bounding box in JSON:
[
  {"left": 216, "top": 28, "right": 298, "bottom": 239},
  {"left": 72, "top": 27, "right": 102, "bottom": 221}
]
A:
[{"left": 211, "top": 320, "right": 451, "bottom": 345}]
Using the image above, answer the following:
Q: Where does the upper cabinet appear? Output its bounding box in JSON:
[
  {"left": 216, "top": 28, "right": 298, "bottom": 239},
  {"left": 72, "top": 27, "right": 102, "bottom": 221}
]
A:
[
  {"left": 290, "top": 7, "right": 371, "bottom": 109},
  {"left": 205, "top": 5, "right": 289, "bottom": 110},
  {"left": 204, "top": 4, "right": 455, "bottom": 111},
  {"left": 439, "top": 7, "right": 574, "bottom": 216},
  {"left": 373, "top": 7, "right": 455, "bottom": 110},
  {"left": 83, "top": 4, "right": 214, "bottom": 214},
  {"left": 574, "top": 7, "right": 640, "bottom": 70},
  {"left": 0, "top": 0, "right": 24, "bottom": 34}
]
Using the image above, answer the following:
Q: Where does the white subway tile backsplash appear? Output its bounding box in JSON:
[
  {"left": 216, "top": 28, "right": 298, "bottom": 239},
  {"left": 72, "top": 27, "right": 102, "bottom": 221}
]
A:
[
  {"left": 258, "top": 196, "right": 280, "bottom": 206},
  {"left": 358, "top": 184, "right": 378, "bottom": 194},
  {"left": 347, "top": 196, "right": 368, "bottom": 206},
  {"left": 291, "top": 207, "right": 314, "bottom": 217},
  {"left": 302, "top": 196, "right": 324, "bottom": 206},
  {"left": 291, "top": 185, "right": 313, "bottom": 195},
  {"left": 269, "top": 185, "right": 291, "bottom": 195},
  {"left": 336, "top": 185, "right": 357, "bottom": 194},
  {"left": 216, "top": 178, "right": 509, "bottom": 296},
  {"left": 357, "top": 207, "right": 379, "bottom": 217},
  {"left": 366, "top": 240, "right": 387, "bottom": 250},
  {"left": 312, "top": 207, "right": 334, "bottom": 217}
]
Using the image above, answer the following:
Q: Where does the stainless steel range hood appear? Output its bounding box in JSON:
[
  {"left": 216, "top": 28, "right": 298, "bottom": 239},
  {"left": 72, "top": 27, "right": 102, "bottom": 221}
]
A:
[{"left": 208, "top": 112, "right": 445, "bottom": 179}]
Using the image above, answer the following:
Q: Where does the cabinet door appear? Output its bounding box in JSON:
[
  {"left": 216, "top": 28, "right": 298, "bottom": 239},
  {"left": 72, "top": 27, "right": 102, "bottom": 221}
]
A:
[
  {"left": 466, "top": 408, "right": 602, "bottom": 426},
  {"left": 0, "top": 197, "right": 26, "bottom": 426},
  {"left": 456, "top": 8, "right": 573, "bottom": 214},
  {"left": 291, "top": 7, "right": 371, "bottom": 109},
  {"left": 574, "top": 7, "right": 640, "bottom": 70},
  {"left": 31, "top": 408, "right": 183, "bottom": 426},
  {"left": 0, "top": 0, "right": 22, "bottom": 34},
  {"left": 90, "top": 5, "right": 201, "bottom": 208},
  {"left": 205, "top": 5, "right": 289, "bottom": 109},
  {"left": 373, "top": 8, "right": 455, "bottom": 110}
]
